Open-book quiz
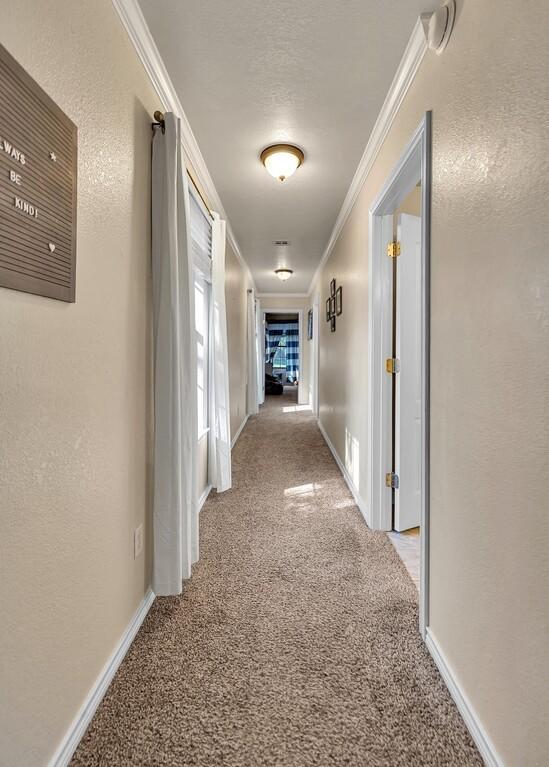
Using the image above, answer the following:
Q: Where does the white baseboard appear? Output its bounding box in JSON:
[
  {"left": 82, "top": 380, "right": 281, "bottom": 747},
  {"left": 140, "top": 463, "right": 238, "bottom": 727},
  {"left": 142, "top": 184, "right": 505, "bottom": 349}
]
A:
[
  {"left": 198, "top": 484, "right": 212, "bottom": 512},
  {"left": 425, "top": 629, "right": 503, "bottom": 767},
  {"left": 316, "top": 418, "right": 370, "bottom": 526},
  {"left": 48, "top": 588, "right": 155, "bottom": 767},
  {"left": 231, "top": 415, "right": 248, "bottom": 449}
]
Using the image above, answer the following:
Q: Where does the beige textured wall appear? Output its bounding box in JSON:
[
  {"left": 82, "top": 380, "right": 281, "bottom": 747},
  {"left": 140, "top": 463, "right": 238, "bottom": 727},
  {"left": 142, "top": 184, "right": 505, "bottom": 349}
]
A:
[
  {"left": 260, "top": 296, "right": 311, "bottom": 405},
  {"left": 0, "top": 1, "right": 158, "bottom": 764},
  {"left": 313, "top": 216, "right": 368, "bottom": 481},
  {"left": 311, "top": 1, "right": 549, "bottom": 763},
  {"left": 225, "top": 242, "right": 250, "bottom": 440}
]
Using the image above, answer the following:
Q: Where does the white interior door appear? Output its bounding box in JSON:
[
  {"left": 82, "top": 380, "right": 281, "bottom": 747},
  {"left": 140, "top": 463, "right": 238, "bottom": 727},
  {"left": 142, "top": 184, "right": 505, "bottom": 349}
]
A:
[
  {"left": 312, "top": 299, "right": 319, "bottom": 415},
  {"left": 395, "top": 213, "right": 422, "bottom": 531},
  {"left": 256, "top": 302, "right": 265, "bottom": 405}
]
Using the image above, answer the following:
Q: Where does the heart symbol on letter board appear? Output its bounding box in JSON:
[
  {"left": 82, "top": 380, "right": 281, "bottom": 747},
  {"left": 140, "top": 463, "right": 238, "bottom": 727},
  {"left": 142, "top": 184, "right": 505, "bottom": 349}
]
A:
[{"left": 48, "top": 243, "right": 56, "bottom": 253}]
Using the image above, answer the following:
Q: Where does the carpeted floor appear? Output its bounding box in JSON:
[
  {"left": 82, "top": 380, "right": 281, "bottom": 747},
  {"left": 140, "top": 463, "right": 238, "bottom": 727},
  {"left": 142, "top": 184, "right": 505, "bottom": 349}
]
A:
[{"left": 72, "top": 390, "right": 481, "bottom": 766}]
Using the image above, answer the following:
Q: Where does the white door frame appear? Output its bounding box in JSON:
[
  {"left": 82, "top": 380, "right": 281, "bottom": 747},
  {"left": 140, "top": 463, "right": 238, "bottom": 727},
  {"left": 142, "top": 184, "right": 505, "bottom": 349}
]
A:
[
  {"left": 367, "top": 113, "right": 431, "bottom": 636},
  {"left": 256, "top": 299, "right": 265, "bottom": 405},
  {"left": 263, "top": 308, "right": 306, "bottom": 405},
  {"left": 312, "top": 296, "right": 320, "bottom": 416}
]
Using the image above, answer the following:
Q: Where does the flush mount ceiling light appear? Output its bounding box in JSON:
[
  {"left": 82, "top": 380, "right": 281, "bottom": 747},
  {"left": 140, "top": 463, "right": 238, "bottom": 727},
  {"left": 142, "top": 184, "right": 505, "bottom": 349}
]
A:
[
  {"left": 261, "top": 144, "right": 304, "bottom": 181},
  {"left": 275, "top": 268, "right": 294, "bottom": 281}
]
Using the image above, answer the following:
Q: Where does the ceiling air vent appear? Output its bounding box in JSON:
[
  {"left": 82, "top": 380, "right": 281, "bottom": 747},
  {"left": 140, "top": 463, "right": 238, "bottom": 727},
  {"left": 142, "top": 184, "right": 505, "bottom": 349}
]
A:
[{"left": 273, "top": 240, "right": 291, "bottom": 246}]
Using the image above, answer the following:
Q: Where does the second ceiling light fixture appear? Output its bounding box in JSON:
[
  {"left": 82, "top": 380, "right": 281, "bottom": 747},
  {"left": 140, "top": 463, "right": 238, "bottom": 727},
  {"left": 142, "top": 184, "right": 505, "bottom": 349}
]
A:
[{"left": 261, "top": 144, "right": 303, "bottom": 281}]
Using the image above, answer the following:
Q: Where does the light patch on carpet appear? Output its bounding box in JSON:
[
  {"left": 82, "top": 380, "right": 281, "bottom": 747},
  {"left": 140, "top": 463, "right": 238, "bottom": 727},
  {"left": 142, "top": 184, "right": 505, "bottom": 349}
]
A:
[
  {"left": 282, "top": 403, "right": 312, "bottom": 412},
  {"left": 284, "top": 482, "right": 322, "bottom": 496}
]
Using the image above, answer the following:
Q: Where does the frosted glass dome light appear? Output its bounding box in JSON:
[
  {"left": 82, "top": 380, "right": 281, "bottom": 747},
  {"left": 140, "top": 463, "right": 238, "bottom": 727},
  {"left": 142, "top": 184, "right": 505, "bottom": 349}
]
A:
[
  {"left": 261, "top": 144, "right": 304, "bottom": 181},
  {"left": 275, "top": 268, "right": 294, "bottom": 281}
]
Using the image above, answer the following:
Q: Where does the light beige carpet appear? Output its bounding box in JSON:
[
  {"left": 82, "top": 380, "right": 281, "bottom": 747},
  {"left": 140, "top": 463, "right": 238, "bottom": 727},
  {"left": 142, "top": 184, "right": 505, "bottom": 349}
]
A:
[{"left": 72, "top": 390, "right": 481, "bottom": 766}]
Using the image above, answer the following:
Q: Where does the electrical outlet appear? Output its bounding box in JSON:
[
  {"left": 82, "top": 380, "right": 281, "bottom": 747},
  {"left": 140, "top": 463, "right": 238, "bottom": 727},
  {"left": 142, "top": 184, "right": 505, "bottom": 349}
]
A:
[{"left": 134, "top": 524, "right": 144, "bottom": 559}]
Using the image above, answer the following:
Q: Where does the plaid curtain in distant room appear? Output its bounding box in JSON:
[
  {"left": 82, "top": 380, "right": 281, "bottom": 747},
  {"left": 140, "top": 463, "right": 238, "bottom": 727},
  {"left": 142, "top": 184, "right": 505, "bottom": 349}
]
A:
[{"left": 265, "top": 321, "right": 299, "bottom": 380}]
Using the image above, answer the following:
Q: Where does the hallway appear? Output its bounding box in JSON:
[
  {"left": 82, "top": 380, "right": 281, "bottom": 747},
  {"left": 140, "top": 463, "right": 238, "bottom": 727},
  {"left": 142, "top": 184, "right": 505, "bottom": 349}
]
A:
[
  {"left": 72, "top": 391, "right": 480, "bottom": 766},
  {"left": 2, "top": 3, "right": 548, "bottom": 763}
]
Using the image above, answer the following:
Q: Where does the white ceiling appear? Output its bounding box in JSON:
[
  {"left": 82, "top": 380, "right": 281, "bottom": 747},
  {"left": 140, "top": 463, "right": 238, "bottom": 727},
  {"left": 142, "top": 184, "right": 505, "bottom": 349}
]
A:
[{"left": 138, "top": 0, "right": 438, "bottom": 294}]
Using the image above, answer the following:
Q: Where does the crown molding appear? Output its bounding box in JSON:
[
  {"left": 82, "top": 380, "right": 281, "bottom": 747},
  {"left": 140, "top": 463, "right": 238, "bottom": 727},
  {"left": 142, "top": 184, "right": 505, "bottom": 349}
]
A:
[
  {"left": 308, "top": 16, "right": 429, "bottom": 295},
  {"left": 111, "top": 0, "right": 255, "bottom": 289}
]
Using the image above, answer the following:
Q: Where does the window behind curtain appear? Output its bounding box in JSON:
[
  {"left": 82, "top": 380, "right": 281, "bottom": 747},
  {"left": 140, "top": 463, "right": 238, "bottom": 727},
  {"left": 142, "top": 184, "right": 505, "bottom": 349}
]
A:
[
  {"left": 190, "top": 192, "right": 212, "bottom": 272},
  {"left": 272, "top": 335, "right": 287, "bottom": 368},
  {"left": 190, "top": 190, "right": 212, "bottom": 437},
  {"left": 266, "top": 320, "right": 299, "bottom": 381},
  {"left": 194, "top": 275, "right": 210, "bottom": 436}
]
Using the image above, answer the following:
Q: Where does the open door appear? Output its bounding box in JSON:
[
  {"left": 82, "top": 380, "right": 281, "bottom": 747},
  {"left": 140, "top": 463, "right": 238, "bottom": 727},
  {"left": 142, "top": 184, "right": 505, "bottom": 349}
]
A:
[{"left": 394, "top": 213, "right": 422, "bottom": 531}]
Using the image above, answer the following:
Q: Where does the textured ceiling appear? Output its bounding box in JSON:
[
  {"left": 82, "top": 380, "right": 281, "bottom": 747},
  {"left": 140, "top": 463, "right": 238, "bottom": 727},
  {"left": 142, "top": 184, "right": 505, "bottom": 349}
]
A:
[{"left": 138, "top": 0, "right": 438, "bottom": 293}]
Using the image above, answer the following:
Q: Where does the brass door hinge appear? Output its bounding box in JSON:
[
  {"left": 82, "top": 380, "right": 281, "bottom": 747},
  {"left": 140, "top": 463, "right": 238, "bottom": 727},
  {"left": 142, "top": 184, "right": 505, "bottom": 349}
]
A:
[
  {"left": 385, "top": 472, "right": 400, "bottom": 489},
  {"left": 387, "top": 240, "right": 401, "bottom": 258},
  {"left": 385, "top": 357, "right": 400, "bottom": 374}
]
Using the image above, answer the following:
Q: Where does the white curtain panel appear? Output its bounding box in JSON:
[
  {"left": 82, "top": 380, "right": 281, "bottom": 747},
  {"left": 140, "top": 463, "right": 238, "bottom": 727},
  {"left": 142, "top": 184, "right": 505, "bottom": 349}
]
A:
[
  {"left": 151, "top": 112, "right": 198, "bottom": 596},
  {"left": 208, "top": 213, "right": 232, "bottom": 492},
  {"left": 246, "top": 289, "right": 259, "bottom": 415},
  {"left": 255, "top": 298, "right": 265, "bottom": 405}
]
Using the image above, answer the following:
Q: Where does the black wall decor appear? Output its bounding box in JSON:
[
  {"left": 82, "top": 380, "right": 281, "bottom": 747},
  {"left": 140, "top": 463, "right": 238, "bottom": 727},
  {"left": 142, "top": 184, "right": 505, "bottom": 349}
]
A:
[
  {"left": 335, "top": 285, "right": 343, "bottom": 316},
  {"left": 326, "top": 278, "right": 342, "bottom": 331}
]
